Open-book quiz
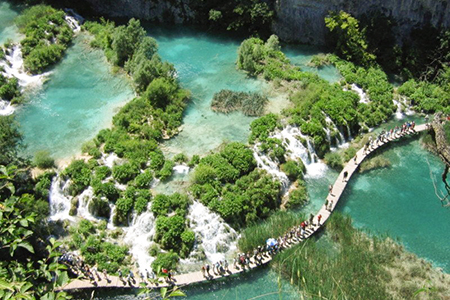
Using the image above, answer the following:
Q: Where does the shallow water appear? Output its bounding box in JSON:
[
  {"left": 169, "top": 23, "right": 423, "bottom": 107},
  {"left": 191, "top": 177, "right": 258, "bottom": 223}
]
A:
[
  {"left": 306, "top": 117, "right": 450, "bottom": 272},
  {"left": 16, "top": 34, "right": 134, "bottom": 161},
  {"left": 0, "top": 0, "right": 20, "bottom": 44}
]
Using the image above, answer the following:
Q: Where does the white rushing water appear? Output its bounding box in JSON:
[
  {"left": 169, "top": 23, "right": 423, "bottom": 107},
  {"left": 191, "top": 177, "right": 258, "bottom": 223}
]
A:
[
  {"left": 345, "top": 83, "right": 370, "bottom": 104},
  {"left": 273, "top": 126, "right": 328, "bottom": 179},
  {"left": 123, "top": 207, "right": 156, "bottom": 273},
  {"left": 49, "top": 176, "right": 74, "bottom": 221},
  {"left": 173, "top": 164, "right": 190, "bottom": 174},
  {"left": 0, "top": 99, "right": 14, "bottom": 115},
  {"left": 76, "top": 187, "right": 97, "bottom": 221},
  {"left": 64, "top": 15, "right": 81, "bottom": 32},
  {"left": 101, "top": 153, "right": 120, "bottom": 168},
  {"left": 0, "top": 45, "right": 48, "bottom": 89},
  {"left": 185, "top": 201, "right": 238, "bottom": 264},
  {"left": 253, "top": 144, "right": 290, "bottom": 192}
]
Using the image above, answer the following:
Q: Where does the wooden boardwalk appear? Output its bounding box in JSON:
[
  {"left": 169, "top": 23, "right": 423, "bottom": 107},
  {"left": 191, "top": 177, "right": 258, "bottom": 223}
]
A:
[{"left": 60, "top": 123, "right": 429, "bottom": 292}]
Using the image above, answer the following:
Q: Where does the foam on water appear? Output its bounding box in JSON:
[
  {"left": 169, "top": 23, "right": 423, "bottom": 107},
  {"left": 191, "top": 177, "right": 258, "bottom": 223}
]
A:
[
  {"left": 253, "top": 143, "right": 290, "bottom": 193},
  {"left": 76, "top": 187, "right": 97, "bottom": 221}
]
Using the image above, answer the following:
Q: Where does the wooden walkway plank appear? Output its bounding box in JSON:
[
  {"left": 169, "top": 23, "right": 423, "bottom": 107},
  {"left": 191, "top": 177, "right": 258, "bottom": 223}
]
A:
[{"left": 60, "top": 123, "right": 428, "bottom": 292}]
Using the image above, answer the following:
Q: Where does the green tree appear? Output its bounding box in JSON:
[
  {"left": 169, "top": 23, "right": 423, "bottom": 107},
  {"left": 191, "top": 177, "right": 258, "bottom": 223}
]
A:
[
  {"left": 325, "top": 11, "right": 376, "bottom": 67},
  {"left": 111, "top": 18, "right": 145, "bottom": 66},
  {"left": 0, "top": 116, "right": 22, "bottom": 165}
]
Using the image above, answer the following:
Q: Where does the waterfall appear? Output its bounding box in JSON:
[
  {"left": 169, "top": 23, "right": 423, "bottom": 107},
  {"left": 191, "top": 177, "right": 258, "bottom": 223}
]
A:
[
  {"left": 273, "top": 126, "right": 328, "bottom": 179},
  {"left": 0, "top": 45, "right": 48, "bottom": 89},
  {"left": 101, "top": 153, "right": 119, "bottom": 168},
  {"left": 184, "top": 201, "right": 238, "bottom": 264},
  {"left": 123, "top": 207, "right": 156, "bottom": 274},
  {"left": 324, "top": 116, "right": 346, "bottom": 148},
  {"left": 64, "top": 15, "right": 81, "bottom": 32},
  {"left": 49, "top": 176, "right": 74, "bottom": 221},
  {"left": 253, "top": 143, "right": 290, "bottom": 193},
  {"left": 0, "top": 100, "right": 14, "bottom": 116},
  {"left": 346, "top": 123, "right": 352, "bottom": 140},
  {"left": 173, "top": 164, "right": 190, "bottom": 174},
  {"left": 346, "top": 83, "right": 369, "bottom": 104},
  {"left": 76, "top": 187, "right": 97, "bottom": 221}
]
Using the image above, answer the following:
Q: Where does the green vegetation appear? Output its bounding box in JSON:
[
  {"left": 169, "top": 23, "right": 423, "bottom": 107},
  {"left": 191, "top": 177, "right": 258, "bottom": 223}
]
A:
[
  {"left": 15, "top": 5, "right": 74, "bottom": 74},
  {"left": 359, "top": 155, "right": 391, "bottom": 173},
  {"left": 398, "top": 79, "right": 450, "bottom": 114},
  {"left": 271, "top": 212, "right": 449, "bottom": 299},
  {"left": 190, "top": 142, "right": 282, "bottom": 228},
  {"left": 68, "top": 219, "right": 130, "bottom": 273},
  {"left": 211, "top": 89, "right": 268, "bottom": 116},
  {"left": 33, "top": 150, "right": 55, "bottom": 169},
  {"left": 193, "top": 0, "right": 274, "bottom": 37},
  {"left": 0, "top": 73, "right": 21, "bottom": 104},
  {"left": 325, "top": 11, "right": 376, "bottom": 67},
  {"left": 238, "top": 210, "right": 304, "bottom": 253},
  {"left": 0, "top": 117, "right": 71, "bottom": 299},
  {"left": 237, "top": 34, "right": 398, "bottom": 157}
]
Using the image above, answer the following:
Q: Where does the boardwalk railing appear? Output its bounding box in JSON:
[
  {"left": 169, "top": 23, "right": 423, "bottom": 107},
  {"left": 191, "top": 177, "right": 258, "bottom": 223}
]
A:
[{"left": 60, "top": 123, "right": 429, "bottom": 292}]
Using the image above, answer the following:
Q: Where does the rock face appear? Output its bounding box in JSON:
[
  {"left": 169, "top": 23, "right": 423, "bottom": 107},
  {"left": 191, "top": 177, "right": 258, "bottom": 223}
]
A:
[
  {"left": 273, "top": 0, "right": 450, "bottom": 44},
  {"left": 83, "top": 0, "right": 196, "bottom": 23},
  {"left": 81, "top": 0, "right": 450, "bottom": 44}
]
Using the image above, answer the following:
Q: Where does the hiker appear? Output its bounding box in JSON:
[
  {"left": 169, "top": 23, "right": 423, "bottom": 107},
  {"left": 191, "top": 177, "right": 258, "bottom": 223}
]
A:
[
  {"left": 329, "top": 184, "right": 333, "bottom": 195},
  {"left": 328, "top": 200, "right": 333, "bottom": 211},
  {"left": 317, "top": 214, "right": 322, "bottom": 225},
  {"left": 343, "top": 171, "right": 348, "bottom": 182}
]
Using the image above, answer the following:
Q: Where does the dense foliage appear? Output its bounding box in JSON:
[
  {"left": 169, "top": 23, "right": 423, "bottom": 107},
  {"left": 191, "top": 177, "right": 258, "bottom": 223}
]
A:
[
  {"left": 0, "top": 72, "right": 21, "bottom": 104},
  {"left": 68, "top": 220, "right": 130, "bottom": 274},
  {"left": 15, "top": 5, "right": 74, "bottom": 74},
  {"left": 190, "top": 142, "right": 283, "bottom": 228},
  {"left": 190, "top": 0, "right": 274, "bottom": 37},
  {"left": 238, "top": 35, "right": 397, "bottom": 157},
  {"left": 211, "top": 89, "right": 268, "bottom": 116},
  {"left": 0, "top": 117, "right": 71, "bottom": 299}
]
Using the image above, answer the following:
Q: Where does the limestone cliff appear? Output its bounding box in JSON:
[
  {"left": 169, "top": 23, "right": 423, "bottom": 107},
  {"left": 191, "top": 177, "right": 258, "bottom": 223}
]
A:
[
  {"left": 81, "top": 0, "right": 450, "bottom": 44},
  {"left": 273, "top": 0, "right": 450, "bottom": 44},
  {"left": 81, "top": 0, "right": 196, "bottom": 23}
]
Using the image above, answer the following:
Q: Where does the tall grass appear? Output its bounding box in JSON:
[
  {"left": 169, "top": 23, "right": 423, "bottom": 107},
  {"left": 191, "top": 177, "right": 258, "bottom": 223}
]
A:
[
  {"left": 272, "top": 212, "right": 399, "bottom": 299},
  {"left": 238, "top": 210, "right": 304, "bottom": 253}
]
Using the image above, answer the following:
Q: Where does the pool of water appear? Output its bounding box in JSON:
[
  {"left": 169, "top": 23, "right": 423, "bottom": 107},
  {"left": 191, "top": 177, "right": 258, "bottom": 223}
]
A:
[
  {"left": 306, "top": 116, "right": 450, "bottom": 272},
  {"left": 16, "top": 34, "right": 134, "bottom": 161},
  {"left": 0, "top": 0, "right": 21, "bottom": 44}
]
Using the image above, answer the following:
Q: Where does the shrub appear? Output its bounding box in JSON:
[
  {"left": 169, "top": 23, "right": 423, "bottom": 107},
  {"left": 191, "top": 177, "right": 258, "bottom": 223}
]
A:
[
  {"left": 133, "top": 170, "right": 153, "bottom": 188},
  {"left": 33, "top": 150, "right": 55, "bottom": 169},
  {"left": 324, "top": 152, "right": 343, "bottom": 170},
  {"left": 112, "top": 162, "right": 140, "bottom": 184},
  {"left": 63, "top": 160, "right": 91, "bottom": 195},
  {"left": 151, "top": 251, "right": 179, "bottom": 272},
  {"left": 286, "top": 183, "right": 308, "bottom": 209},
  {"left": 173, "top": 153, "right": 188, "bottom": 163}
]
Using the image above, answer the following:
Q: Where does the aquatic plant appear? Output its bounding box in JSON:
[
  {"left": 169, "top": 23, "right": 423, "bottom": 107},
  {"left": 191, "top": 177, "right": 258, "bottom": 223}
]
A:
[
  {"left": 238, "top": 210, "right": 304, "bottom": 253},
  {"left": 211, "top": 89, "right": 268, "bottom": 116}
]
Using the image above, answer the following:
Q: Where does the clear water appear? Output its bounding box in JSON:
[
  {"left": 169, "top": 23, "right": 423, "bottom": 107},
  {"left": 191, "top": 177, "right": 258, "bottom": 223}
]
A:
[
  {"left": 0, "top": 0, "right": 20, "bottom": 44},
  {"left": 306, "top": 117, "right": 450, "bottom": 272},
  {"left": 16, "top": 34, "right": 134, "bottom": 161},
  {"left": 283, "top": 44, "right": 341, "bottom": 83},
  {"left": 148, "top": 26, "right": 266, "bottom": 158}
]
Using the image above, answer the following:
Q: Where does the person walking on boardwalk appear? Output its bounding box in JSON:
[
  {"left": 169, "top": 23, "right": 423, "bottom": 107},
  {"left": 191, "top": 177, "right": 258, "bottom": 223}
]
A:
[
  {"left": 354, "top": 154, "right": 358, "bottom": 164},
  {"left": 309, "top": 213, "right": 314, "bottom": 226},
  {"left": 325, "top": 199, "right": 329, "bottom": 210},
  {"left": 328, "top": 200, "right": 333, "bottom": 211},
  {"left": 329, "top": 184, "right": 333, "bottom": 196},
  {"left": 343, "top": 171, "right": 348, "bottom": 182},
  {"left": 317, "top": 214, "right": 322, "bottom": 225}
]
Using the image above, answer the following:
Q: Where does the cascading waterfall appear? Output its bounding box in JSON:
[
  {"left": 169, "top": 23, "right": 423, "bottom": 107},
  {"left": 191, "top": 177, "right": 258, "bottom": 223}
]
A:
[
  {"left": 173, "top": 164, "right": 190, "bottom": 174},
  {"left": 345, "top": 83, "right": 370, "bottom": 104},
  {"left": 253, "top": 143, "right": 290, "bottom": 193},
  {"left": 76, "top": 187, "right": 97, "bottom": 221},
  {"left": 64, "top": 15, "right": 81, "bottom": 32},
  {"left": 49, "top": 176, "right": 74, "bottom": 221},
  {"left": 273, "top": 126, "right": 327, "bottom": 179},
  {"left": 123, "top": 207, "right": 156, "bottom": 274},
  {"left": 101, "top": 153, "right": 119, "bottom": 168},
  {"left": 0, "top": 100, "right": 14, "bottom": 116},
  {"left": 184, "top": 201, "right": 238, "bottom": 264},
  {"left": 0, "top": 45, "right": 48, "bottom": 89},
  {"left": 324, "top": 116, "right": 346, "bottom": 147}
]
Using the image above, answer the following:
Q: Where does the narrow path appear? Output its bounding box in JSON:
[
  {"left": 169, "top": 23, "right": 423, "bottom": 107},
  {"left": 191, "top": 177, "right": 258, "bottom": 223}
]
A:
[{"left": 60, "top": 123, "right": 429, "bottom": 291}]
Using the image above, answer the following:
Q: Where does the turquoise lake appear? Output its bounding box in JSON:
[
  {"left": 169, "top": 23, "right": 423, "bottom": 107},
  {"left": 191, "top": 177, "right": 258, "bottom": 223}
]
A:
[
  {"left": 0, "top": 0, "right": 20, "bottom": 44},
  {"left": 16, "top": 34, "right": 134, "bottom": 162},
  {"left": 1, "top": 2, "right": 450, "bottom": 298}
]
